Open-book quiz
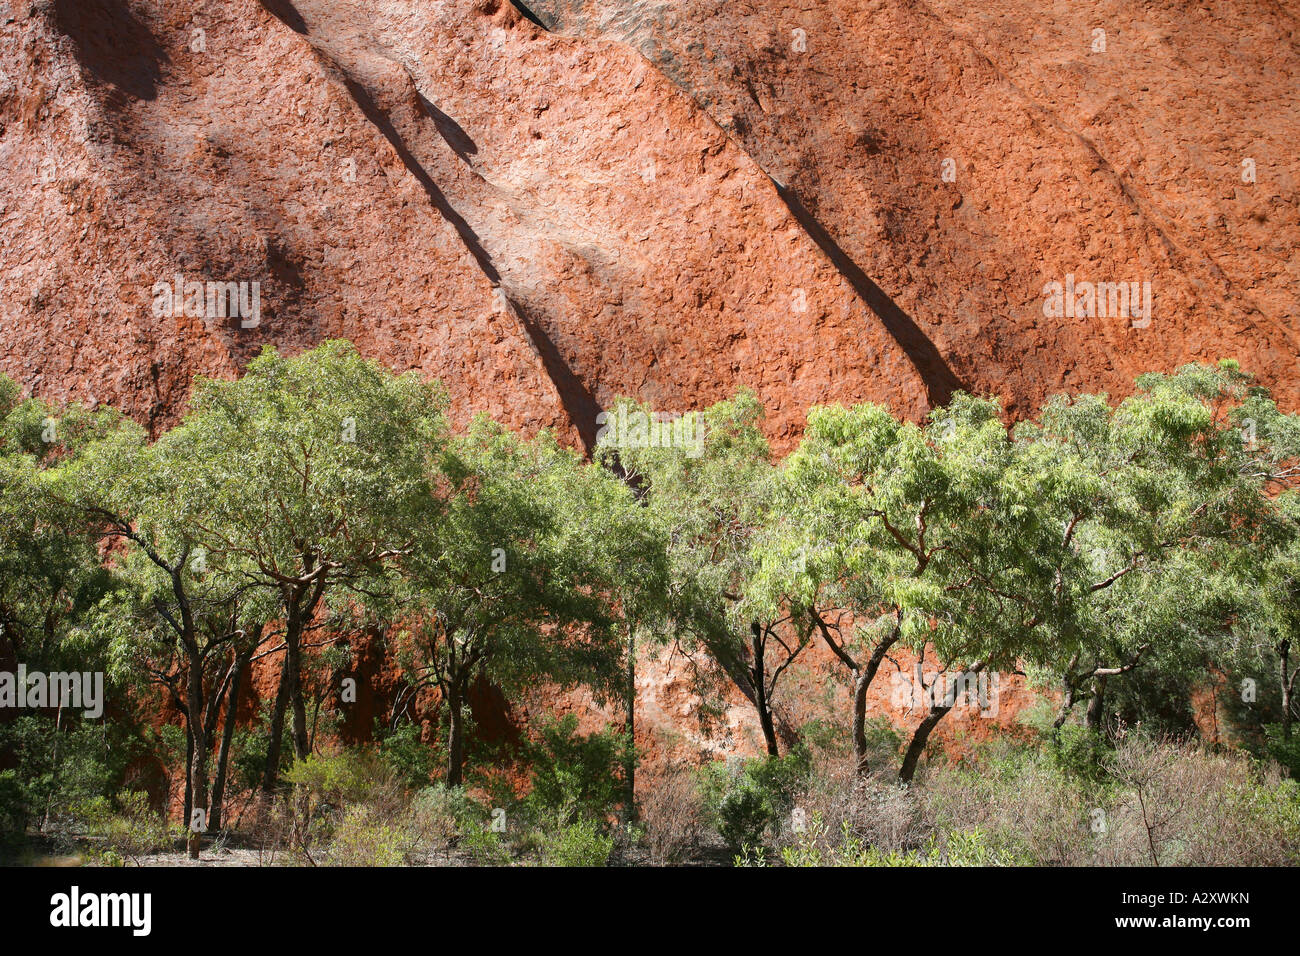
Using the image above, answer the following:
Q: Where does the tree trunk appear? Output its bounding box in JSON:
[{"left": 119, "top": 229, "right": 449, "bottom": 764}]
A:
[
  {"left": 852, "top": 670, "right": 872, "bottom": 774},
  {"left": 899, "top": 662, "right": 985, "bottom": 783},
  {"left": 260, "top": 650, "right": 291, "bottom": 794},
  {"left": 183, "top": 721, "right": 194, "bottom": 828},
  {"left": 41, "top": 704, "right": 63, "bottom": 833},
  {"left": 750, "top": 622, "right": 779, "bottom": 757},
  {"left": 623, "top": 621, "right": 637, "bottom": 823},
  {"left": 1052, "top": 656, "right": 1080, "bottom": 731},
  {"left": 446, "top": 687, "right": 465, "bottom": 787},
  {"left": 286, "top": 617, "right": 310, "bottom": 760},
  {"left": 756, "top": 700, "right": 779, "bottom": 757},
  {"left": 1085, "top": 675, "right": 1108, "bottom": 731},
  {"left": 713, "top": 635, "right": 770, "bottom": 751},
  {"left": 852, "top": 627, "right": 900, "bottom": 775},
  {"left": 210, "top": 650, "right": 248, "bottom": 831},
  {"left": 899, "top": 703, "right": 952, "bottom": 783},
  {"left": 186, "top": 650, "right": 208, "bottom": 860},
  {"left": 1280, "top": 639, "right": 1293, "bottom": 742}
]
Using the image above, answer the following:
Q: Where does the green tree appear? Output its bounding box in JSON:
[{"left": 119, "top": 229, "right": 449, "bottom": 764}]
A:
[
  {"left": 60, "top": 342, "right": 450, "bottom": 827},
  {"left": 393, "top": 417, "right": 642, "bottom": 786},
  {"left": 599, "top": 391, "right": 809, "bottom": 757},
  {"left": 0, "top": 380, "right": 126, "bottom": 835},
  {"left": 1217, "top": 374, "right": 1300, "bottom": 755},
  {"left": 0, "top": 381, "right": 121, "bottom": 668},
  {"left": 1014, "top": 363, "right": 1276, "bottom": 733},
  {"left": 756, "top": 394, "right": 1054, "bottom": 780}
]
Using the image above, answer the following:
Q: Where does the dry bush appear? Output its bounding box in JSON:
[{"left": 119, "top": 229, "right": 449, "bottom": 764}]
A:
[
  {"left": 640, "top": 763, "right": 704, "bottom": 864},
  {"left": 919, "top": 754, "right": 1093, "bottom": 865},
  {"left": 773, "top": 733, "right": 1300, "bottom": 867},
  {"left": 249, "top": 798, "right": 293, "bottom": 866},
  {"left": 784, "top": 753, "right": 927, "bottom": 858},
  {"left": 1099, "top": 732, "right": 1300, "bottom": 866}
]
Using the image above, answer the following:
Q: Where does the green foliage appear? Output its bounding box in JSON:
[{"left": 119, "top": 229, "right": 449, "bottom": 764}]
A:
[
  {"left": 0, "top": 770, "right": 26, "bottom": 842},
  {"left": 8, "top": 355, "right": 1300, "bottom": 866},
  {"left": 715, "top": 780, "right": 772, "bottom": 852},
  {"left": 1048, "top": 724, "right": 1113, "bottom": 783},
  {"left": 743, "top": 745, "right": 812, "bottom": 815},
  {"left": 284, "top": 749, "right": 391, "bottom": 808},
  {"left": 411, "top": 784, "right": 484, "bottom": 838},
  {"left": 524, "top": 714, "right": 630, "bottom": 826},
  {"left": 538, "top": 818, "right": 614, "bottom": 867},
  {"left": 461, "top": 827, "right": 512, "bottom": 866},
  {"left": 0, "top": 715, "right": 145, "bottom": 837},
  {"left": 774, "top": 814, "right": 1023, "bottom": 867},
  {"left": 376, "top": 720, "right": 439, "bottom": 791},
  {"left": 394, "top": 415, "right": 663, "bottom": 785},
  {"left": 1262, "top": 724, "right": 1300, "bottom": 778},
  {"left": 74, "top": 792, "right": 179, "bottom": 865},
  {"left": 598, "top": 392, "right": 808, "bottom": 739},
  {"left": 327, "top": 805, "right": 408, "bottom": 866},
  {"left": 698, "top": 750, "right": 809, "bottom": 851}
]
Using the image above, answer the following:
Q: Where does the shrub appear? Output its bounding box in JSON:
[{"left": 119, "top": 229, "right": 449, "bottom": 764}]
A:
[
  {"left": 0, "top": 770, "right": 29, "bottom": 843},
  {"left": 539, "top": 818, "right": 614, "bottom": 867},
  {"left": 787, "top": 762, "right": 925, "bottom": 858},
  {"left": 326, "top": 805, "right": 408, "bottom": 866},
  {"left": 1262, "top": 723, "right": 1300, "bottom": 779},
  {"left": 640, "top": 763, "right": 703, "bottom": 864},
  {"left": 0, "top": 715, "right": 139, "bottom": 839},
  {"left": 699, "top": 749, "right": 813, "bottom": 853},
  {"left": 282, "top": 748, "right": 411, "bottom": 862},
  {"left": 1048, "top": 724, "right": 1112, "bottom": 782},
  {"left": 716, "top": 779, "right": 772, "bottom": 852},
  {"left": 775, "top": 813, "right": 1023, "bottom": 867},
  {"left": 745, "top": 745, "right": 811, "bottom": 816},
  {"left": 461, "top": 827, "right": 512, "bottom": 866},
  {"left": 524, "top": 715, "right": 630, "bottom": 826},
  {"left": 75, "top": 792, "right": 178, "bottom": 865},
  {"left": 377, "top": 720, "right": 440, "bottom": 791}
]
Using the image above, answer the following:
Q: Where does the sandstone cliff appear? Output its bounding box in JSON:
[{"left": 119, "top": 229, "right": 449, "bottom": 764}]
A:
[{"left": 3, "top": 0, "right": 1296, "bottom": 766}]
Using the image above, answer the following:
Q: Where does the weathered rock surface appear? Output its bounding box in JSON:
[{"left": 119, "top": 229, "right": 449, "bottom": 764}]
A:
[
  {"left": 2, "top": 0, "right": 1295, "bottom": 770},
  {"left": 527, "top": 0, "right": 1300, "bottom": 417}
]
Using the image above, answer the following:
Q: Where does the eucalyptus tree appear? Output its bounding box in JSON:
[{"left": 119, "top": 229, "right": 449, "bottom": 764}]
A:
[
  {"left": 1239, "top": 499, "right": 1300, "bottom": 746},
  {"left": 1014, "top": 363, "right": 1277, "bottom": 733},
  {"left": 76, "top": 563, "right": 277, "bottom": 850},
  {"left": 1216, "top": 375, "right": 1300, "bottom": 747},
  {"left": 754, "top": 394, "right": 1055, "bottom": 780},
  {"left": 165, "top": 342, "right": 449, "bottom": 792},
  {"left": 60, "top": 341, "right": 450, "bottom": 822},
  {"left": 584, "top": 428, "right": 670, "bottom": 817},
  {"left": 0, "top": 380, "right": 125, "bottom": 832},
  {"left": 49, "top": 391, "right": 282, "bottom": 854},
  {"left": 597, "top": 391, "right": 808, "bottom": 757},
  {"left": 393, "top": 416, "right": 648, "bottom": 787},
  {"left": 0, "top": 379, "right": 121, "bottom": 667}
]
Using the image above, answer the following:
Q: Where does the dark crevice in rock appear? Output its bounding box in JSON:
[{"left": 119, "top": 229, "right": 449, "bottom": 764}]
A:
[
  {"left": 259, "top": 0, "right": 308, "bottom": 35},
  {"left": 508, "top": 1, "right": 550, "bottom": 31},
  {"left": 338, "top": 75, "right": 501, "bottom": 284},
  {"left": 510, "top": 298, "right": 601, "bottom": 453},
  {"left": 773, "top": 179, "right": 964, "bottom": 409}
]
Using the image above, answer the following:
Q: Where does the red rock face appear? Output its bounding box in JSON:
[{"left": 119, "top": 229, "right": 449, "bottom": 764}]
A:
[
  {"left": 526, "top": 0, "right": 1300, "bottom": 418},
  {"left": 2, "top": 0, "right": 1295, "bottom": 766}
]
